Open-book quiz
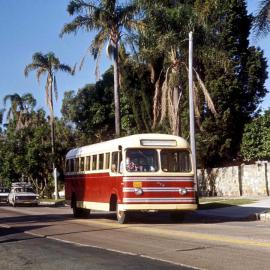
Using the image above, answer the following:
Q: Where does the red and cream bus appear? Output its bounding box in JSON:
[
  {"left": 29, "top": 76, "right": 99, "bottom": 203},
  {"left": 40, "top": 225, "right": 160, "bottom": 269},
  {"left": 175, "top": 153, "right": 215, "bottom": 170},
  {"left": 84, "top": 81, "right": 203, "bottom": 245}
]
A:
[{"left": 64, "top": 133, "right": 197, "bottom": 223}]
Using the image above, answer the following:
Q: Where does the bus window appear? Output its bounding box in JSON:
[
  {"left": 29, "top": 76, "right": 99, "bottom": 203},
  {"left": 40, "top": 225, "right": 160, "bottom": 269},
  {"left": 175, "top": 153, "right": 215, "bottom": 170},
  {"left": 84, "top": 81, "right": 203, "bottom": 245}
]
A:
[
  {"left": 86, "top": 156, "right": 91, "bottom": 171},
  {"left": 126, "top": 149, "right": 158, "bottom": 172},
  {"left": 70, "top": 159, "right": 75, "bottom": 172},
  {"left": 161, "top": 150, "right": 191, "bottom": 172},
  {"left": 92, "top": 155, "right": 97, "bottom": 170},
  {"left": 99, "top": 154, "right": 104, "bottom": 170},
  {"left": 65, "top": 159, "right": 69, "bottom": 172},
  {"left": 75, "top": 158, "right": 79, "bottom": 172},
  {"left": 105, "top": 153, "right": 110, "bottom": 169},
  {"left": 111, "top": 152, "right": 118, "bottom": 172},
  {"left": 80, "top": 157, "right": 85, "bottom": 171}
]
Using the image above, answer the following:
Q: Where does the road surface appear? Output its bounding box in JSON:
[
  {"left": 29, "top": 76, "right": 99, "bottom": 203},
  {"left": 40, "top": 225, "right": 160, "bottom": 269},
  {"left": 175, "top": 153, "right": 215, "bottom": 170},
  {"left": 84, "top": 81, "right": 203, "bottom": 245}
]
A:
[{"left": 1, "top": 206, "right": 270, "bottom": 270}]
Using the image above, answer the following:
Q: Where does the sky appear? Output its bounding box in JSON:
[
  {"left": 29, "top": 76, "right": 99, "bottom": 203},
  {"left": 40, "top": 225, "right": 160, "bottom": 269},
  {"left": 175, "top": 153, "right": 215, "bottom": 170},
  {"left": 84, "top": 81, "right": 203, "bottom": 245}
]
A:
[{"left": 0, "top": 0, "right": 269, "bottom": 123}]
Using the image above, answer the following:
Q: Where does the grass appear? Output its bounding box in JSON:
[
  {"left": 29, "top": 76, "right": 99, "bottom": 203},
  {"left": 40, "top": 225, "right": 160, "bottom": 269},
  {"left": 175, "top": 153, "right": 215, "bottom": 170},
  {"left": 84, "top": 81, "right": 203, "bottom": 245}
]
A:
[
  {"left": 198, "top": 198, "right": 257, "bottom": 210},
  {"left": 39, "top": 198, "right": 65, "bottom": 203}
]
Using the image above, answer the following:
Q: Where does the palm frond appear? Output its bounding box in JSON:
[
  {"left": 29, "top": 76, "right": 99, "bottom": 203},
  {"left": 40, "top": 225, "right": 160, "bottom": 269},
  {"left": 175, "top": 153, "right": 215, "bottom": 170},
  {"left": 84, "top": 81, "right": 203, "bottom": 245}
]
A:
[
  {"left": 67, "top": 0, "right": 99, "bottom": 15},
  {"left": 24, "top": 64, "right": 41, "bottom": 77},
  {"left": 160, "top": 66, "right": 171, "bottom": 123},
  {"left": 45, "top": 75, "right": 52, "bottom": 111},
  {"left": 57, "top": 64, "right": 73, "bottom": 74},
  {"left": 60, "top": 16, "right": 96, "bottom": 37},
  {"left": 32, "top": 52, "right": 48, "bottom": 67},
  {"left": 194, "top": 68, "right": 218, "bottom": 117},
  {"left": 53, "top": 75, "right": 58, "bottom": 101},
  {"left": 36, "top": 68, "right": 47, "bottom": 84},
  {"left": 254, "top": 0, "right": 270, "bottom": 36}
]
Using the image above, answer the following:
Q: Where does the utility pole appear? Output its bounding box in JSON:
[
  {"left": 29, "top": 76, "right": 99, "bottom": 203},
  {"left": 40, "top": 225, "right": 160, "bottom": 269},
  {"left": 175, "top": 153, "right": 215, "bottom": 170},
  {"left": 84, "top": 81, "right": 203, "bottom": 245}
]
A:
[{"left": 188, "top": 31, "right": 198, "bottom": 203}]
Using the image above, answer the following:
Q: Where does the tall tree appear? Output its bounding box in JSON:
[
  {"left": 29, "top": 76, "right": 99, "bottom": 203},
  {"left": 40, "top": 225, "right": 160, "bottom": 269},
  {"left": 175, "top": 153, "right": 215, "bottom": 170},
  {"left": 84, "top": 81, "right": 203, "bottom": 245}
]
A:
[
  {"left": 24, "top": 52, "right": 73, "bottom": 197},
  {"left": 60, "top": 0, "right": 138, "bottom": 137},
  {"left": 254, "top": 0, "right": 270, "bottom": 36},
  {"left": 194, "top": 0, "right": 268, "bottom": 167}
]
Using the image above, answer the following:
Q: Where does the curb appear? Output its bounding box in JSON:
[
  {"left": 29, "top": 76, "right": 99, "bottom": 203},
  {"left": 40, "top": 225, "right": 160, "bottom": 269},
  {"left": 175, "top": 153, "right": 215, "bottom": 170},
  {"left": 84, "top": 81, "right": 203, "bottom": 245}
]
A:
[{"left": 39, "top": 201, "right": 65, "bottom": 207}]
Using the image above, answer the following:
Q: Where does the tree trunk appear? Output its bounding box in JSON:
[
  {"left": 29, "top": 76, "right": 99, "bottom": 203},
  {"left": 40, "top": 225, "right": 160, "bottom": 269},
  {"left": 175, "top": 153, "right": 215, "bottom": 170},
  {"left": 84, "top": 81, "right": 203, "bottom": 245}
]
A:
[
  {"left": 49, "top": 76, "right": 58, "bottom": 199},
  {"left": 113, "top": 44, "right": 121, "bottom": 137}
]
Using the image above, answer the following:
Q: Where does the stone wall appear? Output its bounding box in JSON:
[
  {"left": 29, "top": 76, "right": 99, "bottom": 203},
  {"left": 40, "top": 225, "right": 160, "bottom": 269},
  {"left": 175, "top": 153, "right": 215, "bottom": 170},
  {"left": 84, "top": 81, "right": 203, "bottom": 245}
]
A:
[{"left": 198, "top": 161, "right": 270, "bottom": 197}]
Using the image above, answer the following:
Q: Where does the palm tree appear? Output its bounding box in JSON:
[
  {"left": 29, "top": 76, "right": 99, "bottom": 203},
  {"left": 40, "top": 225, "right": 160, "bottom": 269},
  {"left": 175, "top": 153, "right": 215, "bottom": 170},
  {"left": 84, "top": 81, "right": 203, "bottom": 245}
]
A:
[
  {"left": 60, "top": 0, "right": 138, "bottom": 137},
  {"left": 254, "top": 0, "right": 270, "bottom": 36},
  {"left": 3, "top": 93, "right": 36, "bottom": 129},
  {"left": 24, "top": 52, "right": 73, "bottom": 198}
]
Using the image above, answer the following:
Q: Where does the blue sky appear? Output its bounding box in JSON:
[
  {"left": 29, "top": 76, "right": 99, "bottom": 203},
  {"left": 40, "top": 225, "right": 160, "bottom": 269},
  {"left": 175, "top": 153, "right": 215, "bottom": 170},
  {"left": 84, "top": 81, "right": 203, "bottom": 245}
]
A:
[{"left": 0, "top": 0, "right": 269, "bottom": 122}]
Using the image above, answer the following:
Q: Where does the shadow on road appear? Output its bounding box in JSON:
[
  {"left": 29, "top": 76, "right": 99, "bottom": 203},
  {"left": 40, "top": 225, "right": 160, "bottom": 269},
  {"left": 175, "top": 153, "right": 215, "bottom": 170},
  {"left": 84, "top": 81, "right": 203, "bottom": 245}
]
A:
[{"left": 0, "top": 205, "right": 268, "bottom": 229}]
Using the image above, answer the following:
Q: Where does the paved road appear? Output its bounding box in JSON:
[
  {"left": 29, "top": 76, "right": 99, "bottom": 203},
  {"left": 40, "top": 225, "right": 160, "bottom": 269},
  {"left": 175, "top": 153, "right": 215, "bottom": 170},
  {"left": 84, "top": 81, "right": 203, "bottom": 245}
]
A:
[
  {"left": 0, "top": 227, "right": 191, "bottom": 270},
  {"left": 1, "top": 206, "right": 270, "bottom": 270}
]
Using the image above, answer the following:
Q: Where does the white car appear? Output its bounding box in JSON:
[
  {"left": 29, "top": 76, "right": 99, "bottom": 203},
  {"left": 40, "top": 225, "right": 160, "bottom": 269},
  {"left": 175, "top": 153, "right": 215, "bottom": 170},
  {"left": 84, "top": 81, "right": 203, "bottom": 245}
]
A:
[
  {"left": 0, "top": 187, "right": 10, "bottom": 204},
  {"left": 8, "top": 183, "right": 39, "bottom": 207}
]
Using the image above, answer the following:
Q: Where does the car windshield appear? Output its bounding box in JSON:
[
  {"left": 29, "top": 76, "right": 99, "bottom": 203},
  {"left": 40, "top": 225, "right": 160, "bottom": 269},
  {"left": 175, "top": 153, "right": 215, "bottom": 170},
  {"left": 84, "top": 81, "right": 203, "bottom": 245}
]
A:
[
  {"left": 14, "top": 187, "right": 34, "bottom": 193},
  {"left": 161, "top": 150, "right": 192, "bottom": 172},
  {"left": 0, "top": 188, "right": 9, "bottom": 193},
  {"left": 125, "top": 149, "right": 158, "bottom": 172}
]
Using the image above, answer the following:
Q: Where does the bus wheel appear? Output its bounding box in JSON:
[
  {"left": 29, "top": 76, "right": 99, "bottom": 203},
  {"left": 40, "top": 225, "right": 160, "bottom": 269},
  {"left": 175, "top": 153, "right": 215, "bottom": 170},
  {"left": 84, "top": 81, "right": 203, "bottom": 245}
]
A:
[
  {"left": 116, "top": 205, "right": 129, "bottom": 224},
  {"left": 170, "top": 211, "right": 186, "bottom": 222},
  {"left": 73, "top": 206, "right": 90, "bottom": 218},
  {"left": 72, "top": 199, "right": 90, "bottom": 218}
]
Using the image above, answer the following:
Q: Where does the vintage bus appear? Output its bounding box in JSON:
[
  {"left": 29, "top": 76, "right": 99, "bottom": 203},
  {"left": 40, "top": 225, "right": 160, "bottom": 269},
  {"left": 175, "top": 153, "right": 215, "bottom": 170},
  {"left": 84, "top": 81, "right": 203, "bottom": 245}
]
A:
[{"left": 64, "top": 133, "right": 197, "bottom": 223}]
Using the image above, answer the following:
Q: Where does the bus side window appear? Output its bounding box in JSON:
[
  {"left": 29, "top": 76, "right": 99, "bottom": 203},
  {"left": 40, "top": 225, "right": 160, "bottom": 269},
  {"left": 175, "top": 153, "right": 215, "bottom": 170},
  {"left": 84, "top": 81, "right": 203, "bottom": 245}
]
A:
[
  {"left": 111, "top": 151, "right": 122, "bottom": 173},
  {"left": 105, "top": 153, "right": 110, "bottom": 169},
  {"left": 75, "top": 158, "right": 79, "bottom": 172},
  {"left": 99, "top": 154, "right": 104, "bottom": 170},
  {"left": 111, "top": 152, "right": 118, "bottom": 172},
  {"left": 86, "top": 156, "right": 91, "bottom": 171},
  {"left": 70, "top": 159, "right": 75, "bottom": 172},
  {"left": 92, "top": 155, "right": 97, "bottom": 170},
  {"left": 80, "top": 157, "right": 85, "bottom": 171}
]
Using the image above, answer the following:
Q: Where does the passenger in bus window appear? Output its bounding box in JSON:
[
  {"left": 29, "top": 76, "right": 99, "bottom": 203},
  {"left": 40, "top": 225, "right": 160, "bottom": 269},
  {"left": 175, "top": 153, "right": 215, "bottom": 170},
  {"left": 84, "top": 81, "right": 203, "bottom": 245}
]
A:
[
  {"left": 126, "top": 157, "right": 138, "bottom": 171},
  {"left": 111, "top": 164, "right": 117, "bottom": 172}
]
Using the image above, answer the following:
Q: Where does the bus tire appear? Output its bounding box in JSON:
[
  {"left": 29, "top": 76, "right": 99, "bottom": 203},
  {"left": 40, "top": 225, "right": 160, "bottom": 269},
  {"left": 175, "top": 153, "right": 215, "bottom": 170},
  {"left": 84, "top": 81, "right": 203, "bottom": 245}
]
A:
[
  {"left": 73, "top": 205, "right": 90, "bottom": 218},
  {"left": 116, "top": 205, "right": 129, "bottom": 224},
  {"left": 72, "top": 197, "right": 90, "bottom": 218}
]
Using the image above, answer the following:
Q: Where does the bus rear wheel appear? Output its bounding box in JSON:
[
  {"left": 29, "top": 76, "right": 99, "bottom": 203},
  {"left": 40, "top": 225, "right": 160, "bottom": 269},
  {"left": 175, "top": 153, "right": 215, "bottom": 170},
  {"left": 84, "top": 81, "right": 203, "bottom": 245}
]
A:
[{"left": 72, "top": 198, "right": 90, "bottom": 218}]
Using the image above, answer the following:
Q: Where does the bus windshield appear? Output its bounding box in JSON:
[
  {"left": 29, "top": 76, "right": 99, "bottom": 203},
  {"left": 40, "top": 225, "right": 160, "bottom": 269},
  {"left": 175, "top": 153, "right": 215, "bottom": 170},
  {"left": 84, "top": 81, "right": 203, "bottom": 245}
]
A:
[
  {"left": 126, "top": 149, "right": 158, "bottom": 172},
  {"left": 161, "top": 150, "right": 191, "bottom": 172}
]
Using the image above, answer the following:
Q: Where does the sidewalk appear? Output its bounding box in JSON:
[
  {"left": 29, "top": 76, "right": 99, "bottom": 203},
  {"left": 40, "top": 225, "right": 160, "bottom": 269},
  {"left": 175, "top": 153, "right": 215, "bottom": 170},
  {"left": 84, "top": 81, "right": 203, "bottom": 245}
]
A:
[{"left": 196, "top": 198, "right": 270, "bottom": 221}]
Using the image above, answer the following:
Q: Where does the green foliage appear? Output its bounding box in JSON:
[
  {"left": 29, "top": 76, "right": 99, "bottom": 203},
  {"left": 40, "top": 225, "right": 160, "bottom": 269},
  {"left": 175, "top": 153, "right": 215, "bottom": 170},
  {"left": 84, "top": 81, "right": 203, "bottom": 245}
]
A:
[
  {"left": 194, "top": 0, "right": 268, "bottom": 167},
  {"left": 119, "top": 59, "right": 154, "bottom": 134},
  {"left": 62, "top": 69, "right": 115, "bottom": 143},
  {"left": 0, "top": 108, "right": 75, "bottom": 196},
  {"left": 241, "top": 110, "right": 270, "bottom": 161}
]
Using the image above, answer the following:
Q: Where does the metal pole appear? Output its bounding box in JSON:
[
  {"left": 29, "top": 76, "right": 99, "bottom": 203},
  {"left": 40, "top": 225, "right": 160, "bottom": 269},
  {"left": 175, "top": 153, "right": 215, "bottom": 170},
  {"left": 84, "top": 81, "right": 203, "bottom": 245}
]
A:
[
  {"left": 188, "top": 31, "right": 198, "bottom": 203},
  {"left": 54, "top": 166, "right": 58, "bottom": 200}
]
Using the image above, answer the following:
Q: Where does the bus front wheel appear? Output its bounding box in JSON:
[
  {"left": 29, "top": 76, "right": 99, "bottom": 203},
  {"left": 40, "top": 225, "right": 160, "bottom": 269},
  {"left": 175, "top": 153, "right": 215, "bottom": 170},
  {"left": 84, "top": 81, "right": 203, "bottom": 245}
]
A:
[{"left": 116, "top": 205, "right": 129, "bottom": 224}]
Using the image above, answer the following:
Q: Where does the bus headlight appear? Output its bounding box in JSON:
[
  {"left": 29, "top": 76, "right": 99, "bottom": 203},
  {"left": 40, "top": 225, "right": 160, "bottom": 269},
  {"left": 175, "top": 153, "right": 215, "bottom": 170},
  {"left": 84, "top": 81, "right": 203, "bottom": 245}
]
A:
[
  {"left": 134, "top": 188, "right": 143, "bottom": 196},
  {"left": 178, "top": 188, "right": 187, "bottom": 195}
]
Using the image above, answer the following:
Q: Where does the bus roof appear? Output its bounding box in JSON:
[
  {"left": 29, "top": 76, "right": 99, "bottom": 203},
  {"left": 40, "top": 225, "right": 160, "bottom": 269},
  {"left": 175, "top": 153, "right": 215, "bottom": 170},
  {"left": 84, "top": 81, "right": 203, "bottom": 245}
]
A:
[{"left": 66, "top": 133, "right": 190, "bottom": 159}]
